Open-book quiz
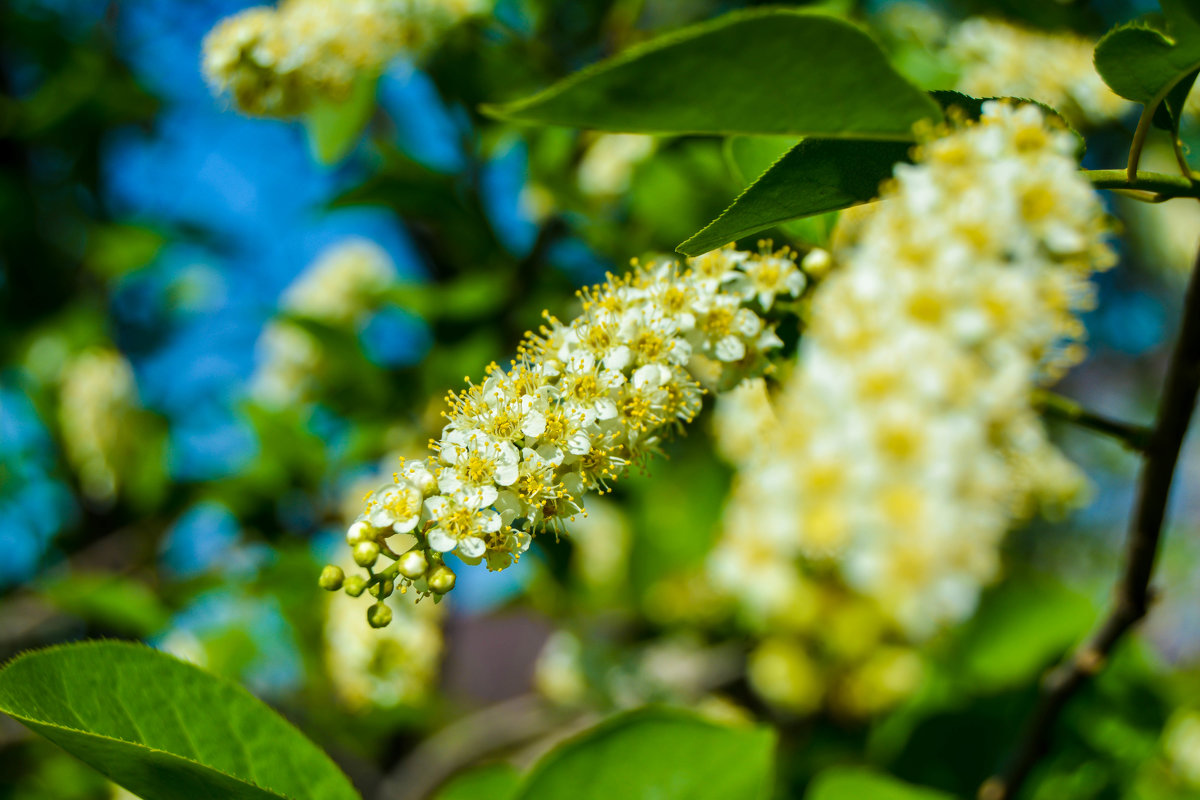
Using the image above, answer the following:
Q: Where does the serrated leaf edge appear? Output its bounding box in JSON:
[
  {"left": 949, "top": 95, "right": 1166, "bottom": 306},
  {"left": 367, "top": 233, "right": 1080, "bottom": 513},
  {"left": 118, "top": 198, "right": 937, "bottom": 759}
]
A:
[{"left": 0, "top": 640, "right": 360, "bottom": 800}]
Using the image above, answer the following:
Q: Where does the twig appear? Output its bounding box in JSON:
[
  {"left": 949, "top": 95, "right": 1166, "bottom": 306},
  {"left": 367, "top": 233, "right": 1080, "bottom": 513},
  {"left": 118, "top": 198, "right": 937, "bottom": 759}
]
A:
[
  {"left": 979, "top": 244, "right": 1200, "bottom": 800},
  {"left": 1032, "top": 390, "right": 1152, "bottom": 451},
  {"left": 1086, "top": 169, "right": 1200, "bottom": 200},
  {"left": 1127, "top": 104, "right": 1157, "bottom": 182}
]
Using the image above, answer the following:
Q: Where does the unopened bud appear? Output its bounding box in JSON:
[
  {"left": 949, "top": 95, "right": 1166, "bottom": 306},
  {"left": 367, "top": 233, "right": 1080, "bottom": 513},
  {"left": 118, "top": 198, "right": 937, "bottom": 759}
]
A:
[
  {"left": 318, "top": 565, "right": 344, "bottom": 591},
  {"left": 343, "top": 575, "right": 367, "bottom": 597},
  {"left": 346, "top": 518, "right": 373, "bottom": 545},
  {"left": 353, "top": 541, "right": 380, "bottom": 568},
  {"left": 369, "top": 578, "right": 395, "bottom": 599},
  {"left": 397, "top": 549, "right": 428, "bottom": 580},
  {"left": 367, "top": 602, "right": 393, "bottom": 629},
  {"left": 428, "top": 565, "right": 456, "bottom": 594}
]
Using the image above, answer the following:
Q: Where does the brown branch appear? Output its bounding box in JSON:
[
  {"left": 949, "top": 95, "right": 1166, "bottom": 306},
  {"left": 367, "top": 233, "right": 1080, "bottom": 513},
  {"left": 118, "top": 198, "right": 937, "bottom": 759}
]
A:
[
  {"left": 1033, "top": 390, "right": 1152, "bottom": 452},
  {"left": 979, "top": 245, "right": 1200, "bottom": 800}
]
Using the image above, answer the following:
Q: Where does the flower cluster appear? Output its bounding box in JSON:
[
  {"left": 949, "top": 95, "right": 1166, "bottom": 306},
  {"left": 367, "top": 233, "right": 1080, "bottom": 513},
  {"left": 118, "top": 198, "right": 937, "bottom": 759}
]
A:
[
  {"left": 324, "top": 246, "right": 808, "bottom": 622},
  {"left": 252, "top": 238, "right": 397, "bottom": 407},
  {"left": 712, "top": 103, "right": 1115, "bottom": 652},
  {"left": 202, "top": 0, "right": 487, "bottom": 117},
  {"left": 325, "top": 560, "right": 443, "bottom": 710},
  {"left": 945, "top": 18, "right": 1132, "bottom": 127},
  {"left": 577, "top": 134, "right": 656, "bottom": 198},
  {"left": 281, "top": 238, "right": 397, "bottom": 326},
  {"left": 58, "top": 349, "right": 143, "bottom": 505}
]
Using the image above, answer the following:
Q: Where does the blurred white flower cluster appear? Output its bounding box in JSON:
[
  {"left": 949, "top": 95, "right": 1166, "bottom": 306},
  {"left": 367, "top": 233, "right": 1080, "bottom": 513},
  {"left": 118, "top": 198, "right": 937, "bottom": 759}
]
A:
[
  {"left": 252, "top": 238, "right": 397, "bottom": 407},
  {"left": 331, "top": 245, "right": 808, "bottom": 620},
  {"left": 946, "top": 19, "right": 1133, "bottom": 127},
  {"left": 712, "top": 102, "right": 1114, "bottom": 663},
  {"left": 577, "top": 134, "right": 657, "bottom": 198},
  {"left": 325, "top": 567, "right": 443, "bottom": 710},
  {"left": 202, "top": 0, "right": 488, "bottom": 116},
  {"left": 58, "top": 349, "right": 143, "bottom": 505}
]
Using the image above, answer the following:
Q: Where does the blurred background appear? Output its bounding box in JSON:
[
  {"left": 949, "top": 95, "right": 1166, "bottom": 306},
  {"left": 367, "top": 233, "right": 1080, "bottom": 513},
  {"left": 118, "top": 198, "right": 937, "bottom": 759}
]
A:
[{"left": 2, "top": 0, "right": 1200, "bottom": 798}]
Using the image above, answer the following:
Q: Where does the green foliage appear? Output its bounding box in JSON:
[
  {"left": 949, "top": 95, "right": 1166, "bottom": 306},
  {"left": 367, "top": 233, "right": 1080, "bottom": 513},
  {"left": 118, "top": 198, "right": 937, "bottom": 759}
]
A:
[
  {"left": 806, "top": 767, "right": 953, "bottom": 800},
  {"left": 678, "top": 138, "right": 912, "bottom": 256},
  {"left": 484, "top": 9, "right": 942, "bottom": 138},
  {"left": 949, "top": 577, "right": 1096, "bottom": 692},
  {"left": 1094, "top": 1, "right": 1200, "bottom": 108},
  {"left": 304, "top": 76, "right": 379, "bottom": 164},
  {"left": 36, "top": 574, "right": 171, "bottom": 637},
  {"left": 434, "top": 764, "right": 521, "bottom": 800},
  {"left": 515, "top": 707, "right": 775, "bottom": 800},
  {"left": 0, "top": 642, "right": 360, "bottom": 800}
]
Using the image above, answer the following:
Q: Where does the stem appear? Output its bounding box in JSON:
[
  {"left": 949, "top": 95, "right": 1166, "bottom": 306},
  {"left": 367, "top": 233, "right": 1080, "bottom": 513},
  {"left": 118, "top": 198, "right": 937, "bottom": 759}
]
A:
[
  {"left": 1127, "top": 104, "right": 1157, "bottom": 181},
  {"left": 979, "top": 244, "right": 1200, "bottom": 800},
  {"left": 1085, "top": 169, "right": 1200, "bottom": 199},
  {"left": 1033, "top": 390, "right": 1152, "bottom": 451},
  {"left": 1171, "top": 134, "right": 1195, "bottom": 181}
]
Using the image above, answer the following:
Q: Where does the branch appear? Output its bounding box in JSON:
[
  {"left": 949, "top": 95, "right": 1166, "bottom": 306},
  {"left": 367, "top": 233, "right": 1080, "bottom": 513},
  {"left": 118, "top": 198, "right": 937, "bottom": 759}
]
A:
[
  {"left": 1033, "top": 390, "right": 1152, "bottom": 451},
  {"left": 980, "top": 245, "right": 1200, "bottom": 800},
  {"left": 1086, "top": 169, "right": 1200, "bottom": 200}
]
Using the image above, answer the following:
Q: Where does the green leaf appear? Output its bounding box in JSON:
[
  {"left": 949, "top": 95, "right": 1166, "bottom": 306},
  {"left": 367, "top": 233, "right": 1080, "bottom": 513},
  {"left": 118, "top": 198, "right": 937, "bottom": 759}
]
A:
[
  {"left": 806, "top": 768, "right": 953, "bottom": 800},
  {"left": 1094, "top": 1, "right": 1200, "bottom": 107},
  {"left": 434, "top": 764, "right": 521, "bottom": 800},
  {"left": 725, "top": 136, "right": 838, "bottom": 248},
  {"left": 515, "top": 707, "right": 775, "bottom": 800},
  {"left": 304, "top": 76, "right": 377, "bottom": 164},
  {"left": 949, "top": 575, "right": 1096, "bottom": 691},
  {"left": 36, "top": 574, "right": 171, "bottom": 637},
  {"left": 678, "top": 137, "right": 911, "bottom": 256},
  {"left": 725, "top": 136, "right": 798, "bottom": 185},
  {"left": 0, "top": 642, "right": 360, "bottom": 800},
  {"left": 484, "top": 9, "right": 942, "bottom": 138}
]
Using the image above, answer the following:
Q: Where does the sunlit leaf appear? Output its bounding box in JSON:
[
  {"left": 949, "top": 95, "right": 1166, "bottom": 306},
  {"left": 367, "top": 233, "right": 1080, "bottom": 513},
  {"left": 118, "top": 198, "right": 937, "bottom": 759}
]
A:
[
  {"left": 435, "top": 764, "right": 521, "bottom": 800},
  {"left": 516, "top": 707, "right": 774, "bottom": 800},
  {"left": 305, "top": 76, "right": 377, "bottom": 164},
  {"left": 806, "top": 767, "right": 953, "bottom": 800},
  {"left": 0, "top": 642, "right": 360, "bottom": 800}
]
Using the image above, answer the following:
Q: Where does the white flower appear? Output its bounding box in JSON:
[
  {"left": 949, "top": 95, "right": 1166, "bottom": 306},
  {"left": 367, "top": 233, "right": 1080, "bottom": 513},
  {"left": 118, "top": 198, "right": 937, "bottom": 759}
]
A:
[
  {"left": 424, "top": 493, "right": 501, "bottom": 557},
  {"left": 366, "top": 480, "right": 424, "bottom": 533},
  {"left": 438, "top": 430, "right": 520, "bottom": 492},
  {"left": 711, "top": 102, "right": 1110, "bottom": 638}
]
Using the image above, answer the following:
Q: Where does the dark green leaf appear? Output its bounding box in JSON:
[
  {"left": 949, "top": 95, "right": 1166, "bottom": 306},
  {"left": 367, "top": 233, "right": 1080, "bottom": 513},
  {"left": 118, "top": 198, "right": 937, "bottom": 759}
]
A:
[
  {"left": 515, "top": 707, "right": 775, "bottom": 800},
  {"left": 724, "top": 136, "right": 798, "bottom": 186},
  {"left": 678, "top": 138, "right": 911, "bottom": 256},
  {"left": 725, "top": 136, "right": 838, "bottom": 247},
  {"left": 0, "top": 642, "right": 360, "bottom": 800},
  {"left": 1094, "top": 2, "right": 1200, "bottom": 107},
  {"left": 806, "top": 768, "right": 953, "bottom": 800},
  {"left": 484, "top": 9, "right": 942, "bottom": 138}
]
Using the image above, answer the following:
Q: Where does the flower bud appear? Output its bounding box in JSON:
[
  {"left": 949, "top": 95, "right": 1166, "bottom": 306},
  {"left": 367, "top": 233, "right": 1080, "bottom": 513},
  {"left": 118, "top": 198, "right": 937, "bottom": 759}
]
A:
[
  {"left": 428, "top": 565, "right": 456, "bottom": 594},
  {"left": 346, "top": 518, "right": 374, "bottom": 545},
  {"left": 397, "top": 549, "right": 428, "bottom": 580},
  {"left": 367, "top": 602, "right": 393, "bottom": 629},
  {"left": 353, "top": 541, "right": 380, "bottom": 568},
  {"left": 369, "top": 578, "right": 395, "bottom": 599},
  {"left": 318, "top": 565, "right": 344, "bottom": 591},
  {"left": 343, "top": 575, "right": 367, "bottom": 597}
]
